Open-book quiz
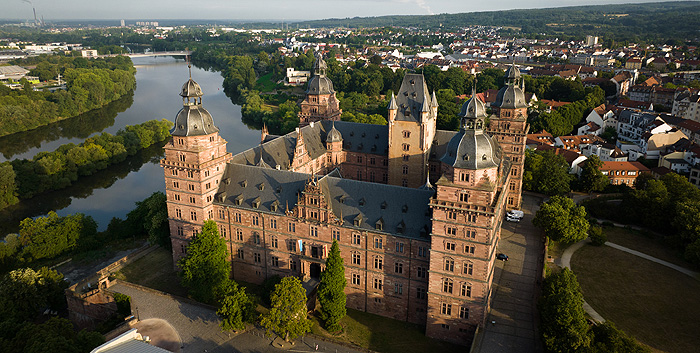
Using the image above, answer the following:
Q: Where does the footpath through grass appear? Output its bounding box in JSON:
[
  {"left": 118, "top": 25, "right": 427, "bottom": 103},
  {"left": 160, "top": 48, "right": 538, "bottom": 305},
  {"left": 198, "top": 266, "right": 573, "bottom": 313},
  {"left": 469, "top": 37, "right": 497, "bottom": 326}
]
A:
[
  {"left": 571, "top": 243, "right": 700, "bottom": 353},
  {"left": 602, "top": 226, "right": 694, "bottom": 269}
]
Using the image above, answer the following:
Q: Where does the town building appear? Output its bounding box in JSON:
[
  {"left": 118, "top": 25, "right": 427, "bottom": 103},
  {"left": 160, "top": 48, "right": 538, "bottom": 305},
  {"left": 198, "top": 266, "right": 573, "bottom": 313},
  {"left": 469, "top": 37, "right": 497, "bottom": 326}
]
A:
[
  {"left": 600, "top": 161, "right": 650, "bottom": 187},
  {"left": 161, "top": 61, "right": 527, "bottom": 346},
  {"left": 297, "top": 55, "right": 341, "bottom": 127}
]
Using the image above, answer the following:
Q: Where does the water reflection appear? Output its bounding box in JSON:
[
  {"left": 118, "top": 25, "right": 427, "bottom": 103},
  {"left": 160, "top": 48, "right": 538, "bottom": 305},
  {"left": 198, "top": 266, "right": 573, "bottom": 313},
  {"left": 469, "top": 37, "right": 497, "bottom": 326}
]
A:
[{"left": 0, "top": 93, "right": 134, "bottom": 161}]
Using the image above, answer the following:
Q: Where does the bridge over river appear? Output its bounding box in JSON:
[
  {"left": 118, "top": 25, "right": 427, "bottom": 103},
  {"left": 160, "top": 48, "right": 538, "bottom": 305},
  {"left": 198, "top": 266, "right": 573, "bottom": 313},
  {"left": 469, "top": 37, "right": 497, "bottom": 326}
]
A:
[{"left": 100, "top": 50, "right": 192, "bottom": 58}]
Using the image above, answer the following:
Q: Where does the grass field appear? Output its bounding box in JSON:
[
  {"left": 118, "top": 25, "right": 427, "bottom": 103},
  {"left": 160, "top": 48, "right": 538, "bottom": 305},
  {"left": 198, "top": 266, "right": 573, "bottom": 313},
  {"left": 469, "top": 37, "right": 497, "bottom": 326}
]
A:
[
  {"left": 255, "top": 72, "right": 277, "bottom": 92},
  {"left": 310, "top": 308, "right": 464, "bottom": 353},
  {"left": 602, "top": 226, "right": 693, "bottom": 269},
  {"left": 113, "top": 247, "right": 188, "bottom": 297},
  {"left": 571, "top": 243, "right": 700, "bottom": 353}
]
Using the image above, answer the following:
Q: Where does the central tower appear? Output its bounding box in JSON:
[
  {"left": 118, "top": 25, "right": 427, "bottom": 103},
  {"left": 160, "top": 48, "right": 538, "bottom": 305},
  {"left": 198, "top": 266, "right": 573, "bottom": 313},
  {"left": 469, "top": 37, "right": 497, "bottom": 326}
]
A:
[{"left": 387, "top": 73, "right": 438, "bottom": 188}]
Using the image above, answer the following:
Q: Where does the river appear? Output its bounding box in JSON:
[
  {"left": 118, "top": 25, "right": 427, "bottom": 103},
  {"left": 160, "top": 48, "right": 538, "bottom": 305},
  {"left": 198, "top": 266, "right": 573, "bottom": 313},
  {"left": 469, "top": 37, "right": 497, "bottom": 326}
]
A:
[{"left": 0, "top": 57, "right": 261, "bottom": 235}]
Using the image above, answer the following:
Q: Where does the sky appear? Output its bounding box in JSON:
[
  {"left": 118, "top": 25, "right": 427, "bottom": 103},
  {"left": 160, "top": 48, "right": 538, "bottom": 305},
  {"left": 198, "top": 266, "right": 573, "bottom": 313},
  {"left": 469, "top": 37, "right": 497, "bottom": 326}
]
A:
[{"left": 4, "top": 0, "right": 673, "bottom": 22}]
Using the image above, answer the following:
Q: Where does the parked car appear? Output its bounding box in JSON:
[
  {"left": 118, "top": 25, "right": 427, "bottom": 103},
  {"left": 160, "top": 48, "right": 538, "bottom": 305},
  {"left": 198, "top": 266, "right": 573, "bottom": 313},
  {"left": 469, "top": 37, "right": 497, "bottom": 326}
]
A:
[
  {"left": 507, "top": 210, "right": 524, "bottom": 219},
  {"left": 496, "top": 253, "right": 509, "bottom": 261},
  {"left": 506, "top": 215, "right": 521, "bottom": 222}
]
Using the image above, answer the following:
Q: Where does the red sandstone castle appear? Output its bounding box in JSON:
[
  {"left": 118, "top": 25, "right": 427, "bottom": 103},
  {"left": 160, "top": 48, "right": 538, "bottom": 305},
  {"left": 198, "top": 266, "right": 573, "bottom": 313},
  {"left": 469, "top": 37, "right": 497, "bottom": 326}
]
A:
[{"left": 161, "top": 57, "right": 528, "bottom": 345}]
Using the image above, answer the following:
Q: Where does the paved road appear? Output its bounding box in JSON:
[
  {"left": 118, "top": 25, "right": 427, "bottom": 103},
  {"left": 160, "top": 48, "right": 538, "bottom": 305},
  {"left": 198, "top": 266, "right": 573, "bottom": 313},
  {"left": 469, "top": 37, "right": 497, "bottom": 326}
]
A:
[
  {"left": 110, "top": 282, "right": 364, "bottom": 353},
  {"left": 473, "top": 194, "right": 545, "bottom": 353}
]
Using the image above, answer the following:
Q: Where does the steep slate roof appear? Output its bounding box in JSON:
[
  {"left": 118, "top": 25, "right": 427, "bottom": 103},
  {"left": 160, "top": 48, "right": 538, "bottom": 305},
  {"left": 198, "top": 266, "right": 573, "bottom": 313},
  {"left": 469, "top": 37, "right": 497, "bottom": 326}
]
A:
[
  {"left": 216, "top": 164, "right": 433, "bottom": 239},
  {"left": 333, "top": 120, "right": 389, "bottom": 156},
  {"left": 395, "top": 73, "right": 432, "bottom": 123}
]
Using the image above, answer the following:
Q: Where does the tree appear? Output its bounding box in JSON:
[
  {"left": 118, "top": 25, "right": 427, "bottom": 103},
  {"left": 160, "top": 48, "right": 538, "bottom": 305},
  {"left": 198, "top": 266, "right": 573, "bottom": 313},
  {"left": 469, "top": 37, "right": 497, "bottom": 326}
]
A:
[
  {"left": 539, "top": 268, "right": 591, "bottom": 353},
  {"left": 317, "top": 240, "right": 347, "bottom": 332},
  {"left": 533, "top": 195, "right": 589, "bottom": 243},
  {"left": 178, "top": 220, "right": 230, "bottom": 303},
  {"left": 529, "top": 150, "right": 573, "bottom": 196},
  {"left": 0, "top": 162, "right": 18, "bottom": 208},
  {"left": 217, "top": 282, "right": 255, "bottom": 332},
  {"left": 578, "top": 155, "right": 608, "bottom": 193},
  {"left": 589, "top": 321, "right": 650, "bottom": 353},
  {"left": 260, "top": 276, "right": 312, "bottom": 342}
]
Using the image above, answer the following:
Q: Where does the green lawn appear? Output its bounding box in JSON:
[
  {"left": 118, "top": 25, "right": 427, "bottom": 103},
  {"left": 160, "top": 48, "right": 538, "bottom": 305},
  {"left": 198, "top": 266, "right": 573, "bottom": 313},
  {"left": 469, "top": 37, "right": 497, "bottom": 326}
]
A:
[
  {"left": 256, "top": 72, "right": 277, "bottom": 92},
  {"left": 310, "top": 308, "right": 464, "bottom": 353},
  {"left": 113, "top": 247, "right": 188, "bottom": 297},
  {"left": 571, "top": 244, "right": 700, "bottom": 353},
  {"left": 602, "top": 226, "right": 693, "bottom": 269}
]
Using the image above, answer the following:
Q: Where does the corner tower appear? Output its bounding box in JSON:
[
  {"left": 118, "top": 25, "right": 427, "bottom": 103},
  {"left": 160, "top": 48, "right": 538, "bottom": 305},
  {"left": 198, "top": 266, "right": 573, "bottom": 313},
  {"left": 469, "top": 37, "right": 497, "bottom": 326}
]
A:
[
  {"left": 161, "top": 69, "right": 232, "bottom": 265},
  {"left": 486, "top": 64, "right": 529, "bottom": 209},
  {"left": 387, "top": 73, "right": 437, "bottom": 188},
  {"left": 298, "top": 53, "right": 342, "bottom": 127},
  {"left": 426, "top": 93, "right": 510, "bottom": 344}
]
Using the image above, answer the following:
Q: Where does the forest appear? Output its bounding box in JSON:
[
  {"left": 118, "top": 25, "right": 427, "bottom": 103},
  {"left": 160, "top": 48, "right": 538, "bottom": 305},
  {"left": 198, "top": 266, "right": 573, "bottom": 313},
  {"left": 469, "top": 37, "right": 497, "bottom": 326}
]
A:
[
  {"left": 0, "top": 55, "right": 136, "bottom": 137},
  {"left": 0, "top": 119, "right": 172, "bottom": 210}
]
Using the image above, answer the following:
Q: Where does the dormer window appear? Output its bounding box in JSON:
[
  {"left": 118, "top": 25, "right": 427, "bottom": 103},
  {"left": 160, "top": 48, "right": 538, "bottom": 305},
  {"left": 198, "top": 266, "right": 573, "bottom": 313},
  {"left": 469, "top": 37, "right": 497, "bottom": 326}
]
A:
[
  {"left": 375, "top": 218, "right": 384, "bottom": 231},
  {"left": 241, "top": 180, "right": 247, "bottom": 187},
  {"left": 402, "top": 205, "right": 408, "bottom": 213},
  {"left": 381, "top": 201, "right": 387, "bottom": 209},
  {"left": 234, "top": 195, "right": 243, "bottom": 206},
  {"left": 359, "top": 198, "right": 365, "bottom": 206},
  {"left": 252, "top": 198, "right": 260, "bottom": 209},
  {"left": 271, "top": 201, "right": 279, "bottom": 212},
  {"left": 354, "top": 215, "right": 363, "bottom": 227},
  {"left": 258, "top": 183, "right": 265, "bottom": 191}
]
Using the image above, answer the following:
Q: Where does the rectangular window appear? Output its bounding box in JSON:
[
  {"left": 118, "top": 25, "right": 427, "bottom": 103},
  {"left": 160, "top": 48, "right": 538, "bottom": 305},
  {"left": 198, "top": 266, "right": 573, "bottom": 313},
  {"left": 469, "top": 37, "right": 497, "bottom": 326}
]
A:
[
  {"left": 374, "top": 237, "right": 383, "bottom": 249},
  {"left": 310, "top": 226, "right": 318, "bottom": 237},
  {"left": 462, "top": 284, "right": 472, "bottom": 297},
  {"left": 187, "top": 171, "right": 194, "bottom": 178},
  {"left": 290, "top": 259, "right": 297, "bottom": 271},
  {"left": 464, "top": 263, "right": 473, "bottom": 275},
  {"left": 219, "top": 226, "right": 227, "bottom": 237},
  {"left": 370, "top": 157, "right": 376, "bottom": 165},
  {"left": 190, "top": 211, "right": 197, "bottom": 221},
  {"left": 418, "top": 246, "right": 427, "bottom": 258},
  {"left": 352, "top": 234, "right": 361, "bottom": 245},
  {"left": 460, "top": 173, "right": 469, "bottom": 182},
  {"left": 252, "top": 215, "right": 259, "bottom": 226},
  {"left": 237, "top": 249, "right": 244, "bottom": 259},
  {"left": 357, "top": 155, "right": 363, "bottom": 163},
  {"left": 254, "top": 253, "right": 261, "bottom": 263},
  {"left": 417, "top": 266, "right": 427, "bottom": 278},
  {"left": 205, "top": 182, "right": 211, "bottom": 189},
  {"left": 188, "top": 184, "right": 195, "bottom": 191},
  {"left": 253, "top": 233, "right": 261, "bottom": 245},
  {"left": 288, "top": 222, "right": 296, "bottom": 233},
  {"left": 271, "top": 256, "right": 279, "bottom": 267},
  {"left": 287, "top": 240, "right": 297, "bottom": 252},
  {"left": 448, "top": 211, "right": 457, "bottom": 220},
  {"left": 402, "top": 143, "right": 410, "bottom": 151},
  {"left": 447, "top": 228, "right": 457, "bottom": 236},
  {"left": 394, "top": 263, "right": 403, "bottom": 274},
  {"left": 175, "top": 209, "right": 182, "bottom": 218},
  {"left": 445, "top": 241, "right": 456, "bottom": 251},
  {"left": 373, "top": 278, "right": 383, "bottom": 290},
  {"left": 352, "top": 252, "right": 361, "bottom": 265},
  {"left": 441, "top": 303, "right": 452, "bottom": 316},
  {"left": 394, "top": 283, "right": 403, "bottom": 295},
  {"left": 465, "top": 245, "right": 475, "bottom": 254},
  {"left": 459, "top": 193, "right": 469, "bottom": 202},
  {"left": 395, "top": 242, "right": 404, "bottom": 253},
  {"left": 174, "top": 194, "right": 180, "bottom": 201},
  {"left": 177, "top": 226, "right": 183, "bottom": 236},
  {"left": 270, "top": 219, "right": 277, "bottom": 229},
  {"left": 352, "top": 274, "right": 361, "bottom": 285},
  {"left": 218, "top": 209, "right": 226, "bottom": 219},
  {"left": 332, "top": 229, "right": 341, "bottom": 241},
  {"left": 271, "top": 236, "right": 278, "bottom": 249},
  {"left": 467, "top": 230, "right": 476, "bottom": 238},
  {"left": 468, "top": 214, "right": 477, "bottom": 223},
  {"left": 460, "top": 307, "right": 469, "bottom": 319},
  {"left": 416, "top": 287, "right": 426, "bottom": 299},
  {"left": 445, "top": 259, "right": 454, "bottom": 272},
  {"left": 374, "top": 257, "right": 383, "bottom": 270},
  {"left": 236, "top": 229, "right": 243, "bottom": 241}
]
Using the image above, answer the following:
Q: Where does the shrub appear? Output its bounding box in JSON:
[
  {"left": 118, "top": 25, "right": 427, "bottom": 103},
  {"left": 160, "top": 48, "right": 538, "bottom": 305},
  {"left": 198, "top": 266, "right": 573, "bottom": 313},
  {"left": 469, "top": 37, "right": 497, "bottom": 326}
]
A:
[{"left": 589, "top": 226, "right": 607, "bottom": 246}]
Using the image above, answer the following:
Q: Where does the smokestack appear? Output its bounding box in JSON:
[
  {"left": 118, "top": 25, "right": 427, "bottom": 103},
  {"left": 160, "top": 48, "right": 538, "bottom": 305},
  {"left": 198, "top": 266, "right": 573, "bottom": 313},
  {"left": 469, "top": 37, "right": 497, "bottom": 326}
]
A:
[{"left": 33, "top": 7, "right": 37, "bottom": 25}]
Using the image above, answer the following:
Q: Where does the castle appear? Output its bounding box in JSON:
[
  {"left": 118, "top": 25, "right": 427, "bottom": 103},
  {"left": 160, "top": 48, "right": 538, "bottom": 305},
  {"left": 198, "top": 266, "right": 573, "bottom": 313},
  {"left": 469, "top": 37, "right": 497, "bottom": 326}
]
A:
[{"left": 160, "top": 57, "right": 528, "bottom": 345}]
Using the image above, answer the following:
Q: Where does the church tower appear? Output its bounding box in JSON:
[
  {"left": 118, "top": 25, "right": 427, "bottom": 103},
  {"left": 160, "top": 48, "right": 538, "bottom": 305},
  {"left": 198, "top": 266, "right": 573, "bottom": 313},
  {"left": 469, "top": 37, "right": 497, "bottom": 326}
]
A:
[
  {"left": 298, "top": 53, "right": 342, "bottom": 127},
  {"left": 486, "top": 64, "right": 529, "bottom": 209},
  {"left": 387, "top": 73, "right": 437, "bottom": 188},
  {"left": 161, "top": 70, "right": 232, "bottom": 265},
  {"left": 426, "top": 92, "right": 510, "bottom": 343}
]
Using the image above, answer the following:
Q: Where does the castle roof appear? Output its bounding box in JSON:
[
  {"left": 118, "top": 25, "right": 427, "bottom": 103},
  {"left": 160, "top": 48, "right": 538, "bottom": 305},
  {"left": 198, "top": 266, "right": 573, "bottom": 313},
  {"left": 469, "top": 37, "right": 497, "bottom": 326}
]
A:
[
  {"left": 171, "top": 75, "right": 219, "bottom": 137},
  {"left": 395, "top": 73, "right": 434, "bottom": 123},
  {"left": 216, "top": 164, "right": 433, "bottom": 238}
]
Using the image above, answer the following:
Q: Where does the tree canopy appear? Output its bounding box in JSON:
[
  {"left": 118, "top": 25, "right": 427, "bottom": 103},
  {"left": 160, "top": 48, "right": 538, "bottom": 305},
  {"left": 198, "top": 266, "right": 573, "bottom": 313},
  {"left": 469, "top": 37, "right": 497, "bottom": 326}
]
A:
[
  {"left": 539, "top": 268, "right": 591, "bottom": 353},
  {"left": 534, "top": 195, "right": 589, "bottom": 243},
  {"left": 578, "top": 155, "right": 608, "bottom": 193},
  {"left": 523, "top": 149, "right": 573, "bottom": 196},
  {"left": 178, "top": 220, "right": 231, "bottom": 303},
  {"left": 261, "top": 276, "right": 312, "bottom": 342},
  {"left": 217, "top": 282, "right": 255, "bottom": 332},
  {"left": 317, "top": 240, "right": 347, "bottom": 332}
]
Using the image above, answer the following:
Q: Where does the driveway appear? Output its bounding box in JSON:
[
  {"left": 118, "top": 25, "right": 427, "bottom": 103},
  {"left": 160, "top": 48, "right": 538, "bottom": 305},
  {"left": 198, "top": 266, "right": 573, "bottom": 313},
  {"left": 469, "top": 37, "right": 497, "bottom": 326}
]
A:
[
  {"left": 110, "top": 282, "right": 364, "bottom": 353},
  {"left": 473, "top": 194, "right": 545, "bottom": 353}
]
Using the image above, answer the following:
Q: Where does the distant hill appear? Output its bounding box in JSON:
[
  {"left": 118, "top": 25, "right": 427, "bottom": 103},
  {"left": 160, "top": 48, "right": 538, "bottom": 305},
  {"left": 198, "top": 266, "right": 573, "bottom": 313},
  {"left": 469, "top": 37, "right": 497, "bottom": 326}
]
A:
[{"left": 294, "top": 1, "right": 700, "bottom": 43}]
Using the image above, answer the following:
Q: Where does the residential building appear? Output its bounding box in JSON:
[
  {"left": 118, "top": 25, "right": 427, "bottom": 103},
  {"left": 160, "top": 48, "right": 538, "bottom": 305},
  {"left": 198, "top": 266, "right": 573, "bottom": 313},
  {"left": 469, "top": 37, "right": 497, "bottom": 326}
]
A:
[{"left": 600, "top": 161, "right": 650, "bottom": 187}]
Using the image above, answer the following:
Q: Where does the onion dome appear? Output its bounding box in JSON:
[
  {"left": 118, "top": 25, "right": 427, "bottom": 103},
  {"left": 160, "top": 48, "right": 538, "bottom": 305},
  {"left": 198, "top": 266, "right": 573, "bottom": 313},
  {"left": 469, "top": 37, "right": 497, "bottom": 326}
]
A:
[
  {"left": 441, "top": 90, "right": 501, "bottom": 170},
  {"left": 459, "top": 87, "right": 487, "bottom": 119},
  {"left": 306, "top": 75, "right": 335, "bottom": 95},
  {"left": 171, "top": 69, "right": 219, "bottom": 137},
  {"left": 505, "top": 63, "right": 521, "bottom": 81},
  {"left": 493, "top": 85, "right": 528, "bottom": 109},
  {"left": 326, "top": 122, "right": 343, "bottom": 143}
]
